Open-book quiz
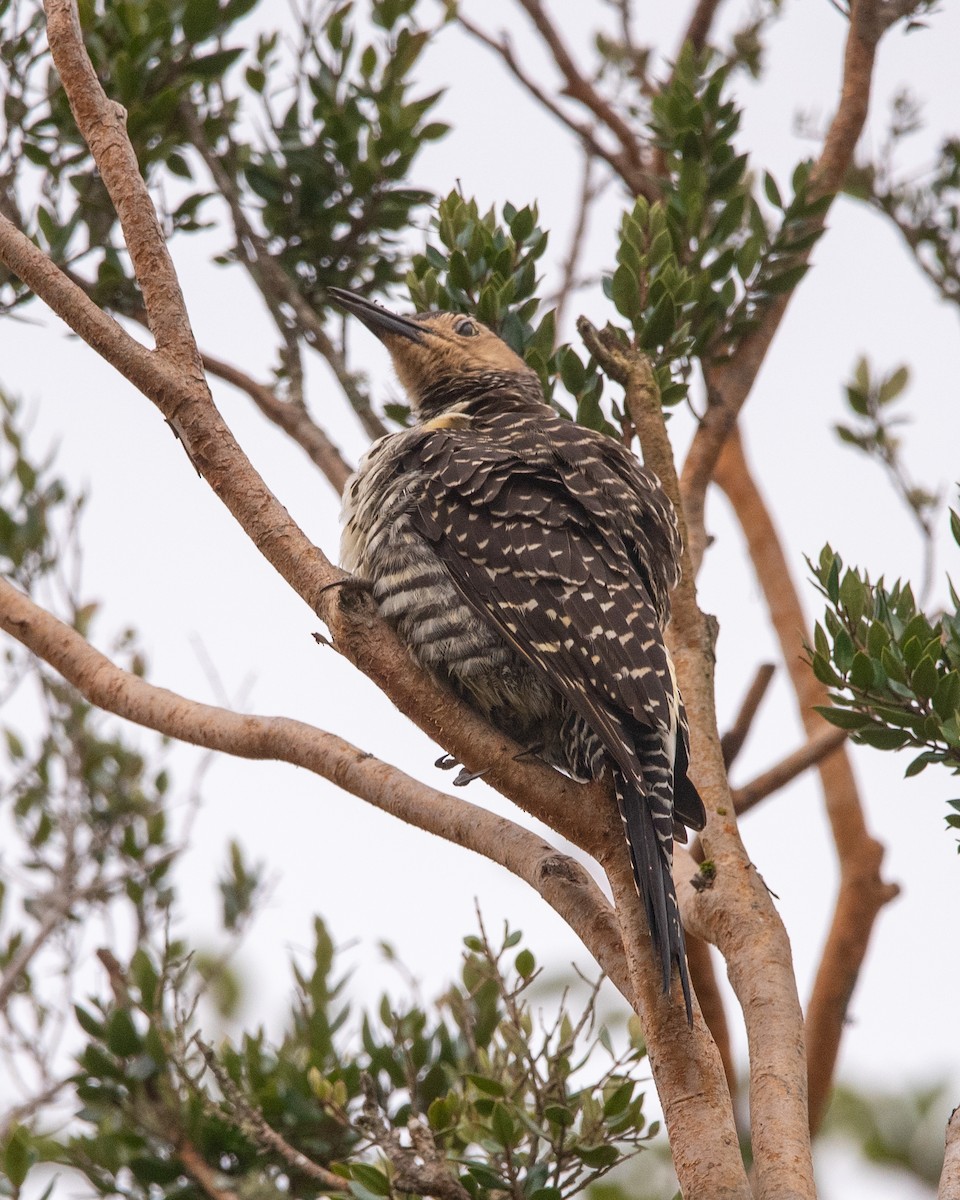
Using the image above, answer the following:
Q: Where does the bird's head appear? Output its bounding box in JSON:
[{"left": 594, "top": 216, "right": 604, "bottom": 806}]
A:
[{"left": 329, "top": 288, "right": 542, "bottom": 422}]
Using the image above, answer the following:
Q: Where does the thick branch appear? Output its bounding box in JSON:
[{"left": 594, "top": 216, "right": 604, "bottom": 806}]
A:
[
  {"left": 683, "top": 932, "right": 737, "bottom": 1098},
  {"left": 580, "top": 324, "right": 815, "bottom": 1200},
  {"left": 681, "top": 0, "right": 890, "bottom": 570},
  {"left": 715, "top": 428, "right": 899, "bottom": 1134},
  {"left": 603, "top": 843, "right": 750, "bottom": 1199},
  {"left": 940, "top": 1107, "right": 960, "bottom": 1200},
  {"left": 0, "top": 577, "right": 630, "bottom": 999},
  {"left": 0, "top": 215, "right": 163, "bottom": 394}
]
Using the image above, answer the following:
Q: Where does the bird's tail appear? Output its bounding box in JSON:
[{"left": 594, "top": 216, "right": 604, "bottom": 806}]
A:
[{"left": 614, "top": 771, "right": 693, "bottom": 1023}]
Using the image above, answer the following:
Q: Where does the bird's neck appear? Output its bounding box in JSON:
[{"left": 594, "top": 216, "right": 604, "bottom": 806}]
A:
[{"left": 414, "top": 370, "right": 546, "bottom": 423}]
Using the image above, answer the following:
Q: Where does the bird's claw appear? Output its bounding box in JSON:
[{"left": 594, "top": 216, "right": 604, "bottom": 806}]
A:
[
  {"left": 435, "top": 753, "right": 459, "bottom": 771},
  {"left": 453, "top": 765, "right": 488, "bottom": 787}
]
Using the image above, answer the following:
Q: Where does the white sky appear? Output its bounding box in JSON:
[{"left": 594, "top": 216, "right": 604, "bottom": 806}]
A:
[{"left": 2, "top": 2, "right": 960, "bottom": 1196}]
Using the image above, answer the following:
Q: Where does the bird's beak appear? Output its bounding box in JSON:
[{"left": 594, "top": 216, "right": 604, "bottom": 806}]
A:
[{"left": 327, "top": 288, "right": 424, "bottom": 343}]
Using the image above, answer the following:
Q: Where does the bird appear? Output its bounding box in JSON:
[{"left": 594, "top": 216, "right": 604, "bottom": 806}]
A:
[{"left": 330, "top": 287, "right": 706, "bottom": 1020}]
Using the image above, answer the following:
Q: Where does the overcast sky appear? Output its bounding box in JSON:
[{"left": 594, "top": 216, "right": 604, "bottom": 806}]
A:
[{"left": 2, "top": 3, "right": 960, "bottom": 1196}]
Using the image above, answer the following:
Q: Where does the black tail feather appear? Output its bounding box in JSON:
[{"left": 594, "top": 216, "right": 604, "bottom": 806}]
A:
[{"left": 614, "top": 773, "right": 694, "bottom": 1024}]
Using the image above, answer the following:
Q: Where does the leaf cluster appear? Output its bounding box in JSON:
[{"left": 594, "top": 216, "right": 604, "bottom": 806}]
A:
[
  {"left": 244, "top": 0, "right": 446, "bottom": 304},
  {"left": 0, "top": 0, "right": 444, "bottom": 316},
  {"left": 605, "top": 50, "right": 829, "bottom": 409},
  {"left": 405, "top": 192, "right": 611, "bottom": 434},
  {"left": 18, "top": 923, "right": 657, "bottom": 1200},
  {"left": 807, "top": 535, "right": 960, "bottom": 826}
]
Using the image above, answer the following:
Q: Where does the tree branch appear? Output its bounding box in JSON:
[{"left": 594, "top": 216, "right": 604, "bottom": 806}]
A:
[
  {"left": 514, "top": 0, "right": 646, "bottom": 180},
  {"left": 721, "top": 663, "right": 776, "bottom": 768},
  {"left": 714, "top": 427, "right": 899, "bottom": 1134},
  {"left": 201, "top": 352, "right": 353, "bottom": 495},
  {"left": 732, "top": 726, "right": 849, "bottom": 817},
  {"left": 45, "top": 0, "right": 201, "bottom": 372},
  {"left": 939, "top": 1106, "right": 960, "bottom": 1200},
  {"left": 579, "top": 323, "right": 816, "bottom": 1200},
  {"left": 196, "top": 1040, "right": 348, "bottom": 1191},
  {"left": 0, "top": 576, "right": 632, "bottom": 1000},
  {"left": 454, "top": 13, "right": 644, "bottom": 193},
  {"left": 677, "top": 0, "right": 727, "bottom": 56}
]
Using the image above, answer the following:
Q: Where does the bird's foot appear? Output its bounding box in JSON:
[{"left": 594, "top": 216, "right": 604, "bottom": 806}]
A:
[{"left": 435, "top": 753, "right": 460, "bottom": 771}]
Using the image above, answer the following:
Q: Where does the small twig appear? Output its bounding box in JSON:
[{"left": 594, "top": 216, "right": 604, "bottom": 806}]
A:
[
  {"left": 732, "top": 726, "right": 849, "bottom": 816},
  {"left": 356, "top": 1075, "right": 471, "bottom": 1200},
  {"left": 176, "top": 1138, "right": 243, "bottom": 1200},
  {"left": 196, "top": 1039, "right": 347, "bottom": 1189},
  {"left": 454, "top": 14, "right": 653, "bottom": 198},
  {"left": 550, "top": 154, "right": 604, "bottom": 331},
  {"left": 721, "top": 663, "right": 776, "bottom": 768},
  {"left": 515, "top": 0, "right": 644, "bottom": 177},
  {"left": 179, "top": 102, "right": 387, "bottom": 442}
]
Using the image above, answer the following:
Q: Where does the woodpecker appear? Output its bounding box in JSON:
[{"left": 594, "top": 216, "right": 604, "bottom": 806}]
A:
[{"left": 330, "top": 288, "right": 706, "bottom": 1019}]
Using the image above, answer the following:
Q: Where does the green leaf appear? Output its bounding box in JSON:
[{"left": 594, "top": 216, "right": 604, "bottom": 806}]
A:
[
  {"left": 911, "top": 656, "right": 940, "bottom": 701},
  {"left": 3, "top": 1125, "right": 32, "bottom": 1188},
  {"left": 610, "top": 264, "right": 641, "bottom": 320},
  {"left": 105, "top": 1008, "right": 142, "bottom": 1057},
  {"left": 878, "top": 365, "right": 909, "bottom": 405},
  {"left": 934, "top": 672, "right": 960, "bottom": 720},
  {"left": 815, "top": 707, "right": 871, "bottom": 731},
  {"left": 467, "top": 1073, "right": 505, "bottom": 1097},
  {"left": 350, "top": 1165, "right": 391, "bottom": 1196},
  {"left": 839, "top": 569, "right": 866, "bottom": 625},
  {"left": 834, "top": 628, "right": 855, "bottom": 672},
  {"left": 515, "top": 949, "right": 535, "bottom": 979},
  {"left": 849, "top": 652, "right": 874, "bottom": 692},
  {"left": 575, "top": 1144, "right": 620, "bottom": 1168},
  {"left": 905, "top": 751, "right": 939, "bottom": 777},
  {"left": 857, "top": 725, "right": 910, "bottom": 750},
  {"left": 74, "top": 1004, "right": 105, "bottom": 1038},
  {"left": 763, "top": 172, "right": 783, "bottom": 208}
]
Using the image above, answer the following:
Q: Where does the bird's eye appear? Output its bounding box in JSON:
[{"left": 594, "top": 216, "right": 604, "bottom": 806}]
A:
[{"left": 455, "top": 319, "right": 478, "bottom": 337}]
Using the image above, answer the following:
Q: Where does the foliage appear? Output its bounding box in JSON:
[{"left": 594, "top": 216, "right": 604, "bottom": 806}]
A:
[
  {"left": 807, "top": 531, "right": 960, "bottom": 817},
  {"left": 0, "top": 0, "right": 443, "bottom": 317},
  {"left": 20, "top": 922, "right": 659, "bottom": 1200},
  {"left": 603, "top": 49, "right": 829, "bottom": 412},
  {"left": 848, "top": 87, "right": 960, "bottom": 308},
  {"left": 835, "top": 357, "right": 938, "bottom": 538}
]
